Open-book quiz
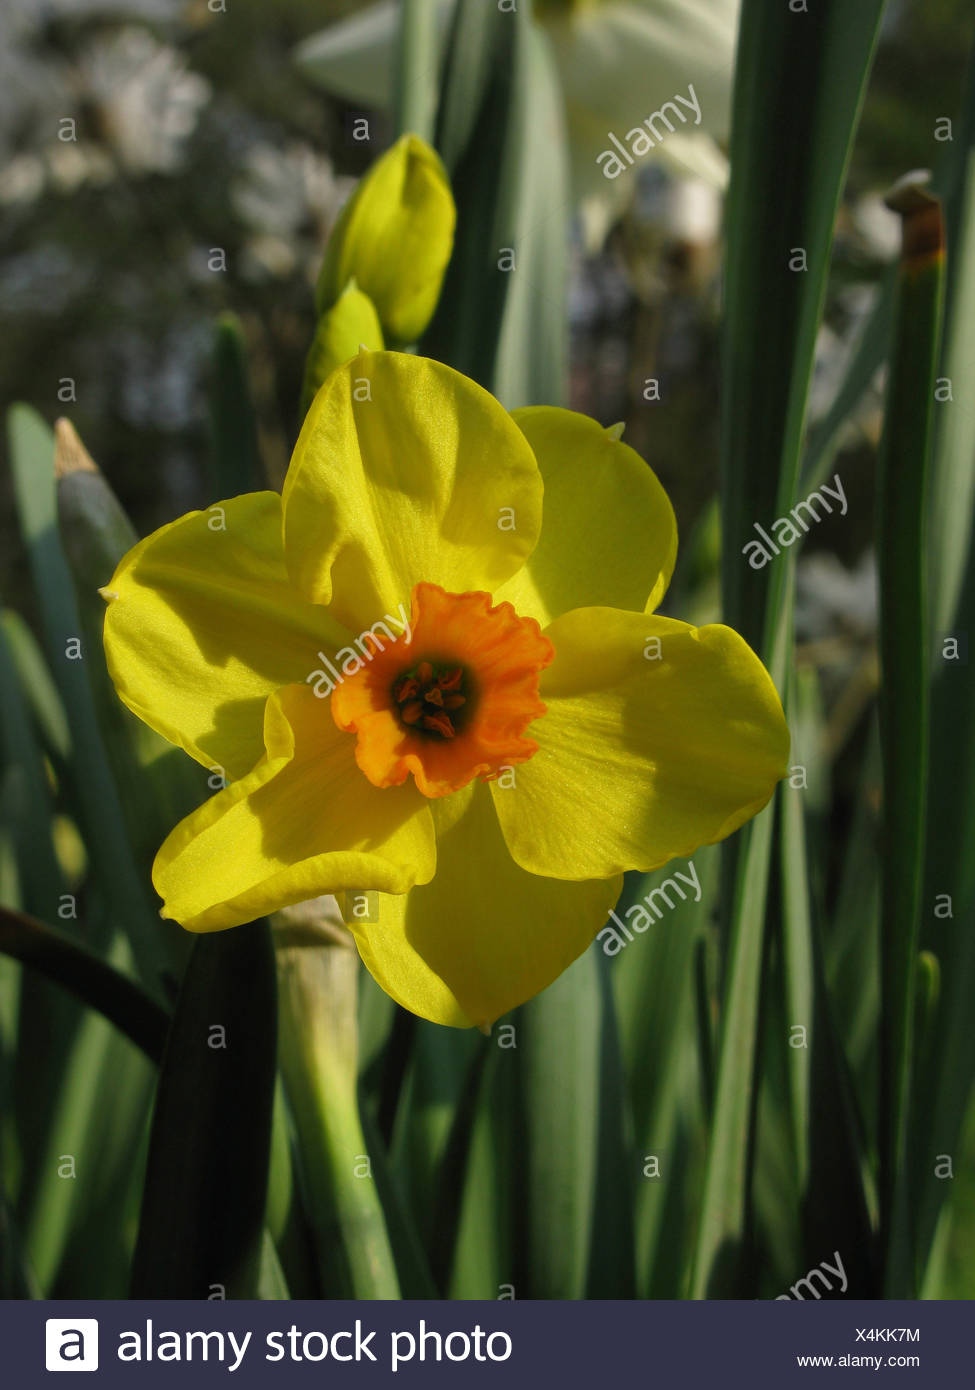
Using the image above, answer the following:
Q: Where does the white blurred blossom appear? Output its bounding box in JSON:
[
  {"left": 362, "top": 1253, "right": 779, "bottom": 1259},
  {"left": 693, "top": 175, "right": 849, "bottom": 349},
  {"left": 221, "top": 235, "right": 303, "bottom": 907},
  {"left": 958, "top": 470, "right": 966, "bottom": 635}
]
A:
[
  {"left": 295, "top": 0, "right": 740, "bottom": 248},
  {"left": 234, "top": 142, "right": 353, "bottom": 242},
  {"left": 78, "top": 27, "right": 210, "bottom": 174},
  {"left": 796, "top": 553, "right": 877, "bottom": 642},
  {"left": 232, "top": 141, "right": 354, "bottom": 282}
]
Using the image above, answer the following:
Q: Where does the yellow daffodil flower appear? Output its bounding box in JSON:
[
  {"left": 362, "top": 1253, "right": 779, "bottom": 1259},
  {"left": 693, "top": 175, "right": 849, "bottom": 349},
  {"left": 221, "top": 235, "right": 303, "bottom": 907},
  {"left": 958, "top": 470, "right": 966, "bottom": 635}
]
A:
[{"left": 101, "top": 350, "right": 788, "bottom": 1029}]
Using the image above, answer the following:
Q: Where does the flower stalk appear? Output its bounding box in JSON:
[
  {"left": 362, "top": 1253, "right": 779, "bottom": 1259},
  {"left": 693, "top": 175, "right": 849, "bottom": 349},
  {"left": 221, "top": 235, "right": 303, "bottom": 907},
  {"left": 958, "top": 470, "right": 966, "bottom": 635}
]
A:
[{"left": 275, "top": 903, "right": 400, "bottom": 1298}]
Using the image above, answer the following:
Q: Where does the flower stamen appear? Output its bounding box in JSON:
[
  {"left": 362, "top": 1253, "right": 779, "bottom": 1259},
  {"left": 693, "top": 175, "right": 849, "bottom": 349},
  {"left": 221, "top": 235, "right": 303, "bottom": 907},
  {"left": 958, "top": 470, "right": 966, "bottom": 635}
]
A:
[{"left": 392, "top": 656, "right": 472, "bottom": 739}]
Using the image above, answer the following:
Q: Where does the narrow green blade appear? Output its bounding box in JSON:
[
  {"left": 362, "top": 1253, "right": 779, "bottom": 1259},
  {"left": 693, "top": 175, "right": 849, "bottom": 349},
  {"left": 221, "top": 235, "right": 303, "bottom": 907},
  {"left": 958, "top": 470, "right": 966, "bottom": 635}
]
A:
[
  {"left": 394, "top": 0, "right": 441, "bottom": 140},
  {"left": 875, "top": 177, "right": 945, "bottom": 1296},
  {"left": 55, "top": 420, "right": 206, "bottom": 898},
  {"left": 208, "top": 314, "right": 261, "bottom": 497},
  {"left": 0, "top": 610, "right": 71, "bottom": 770},
  {"left": 913, "top": 51, "right": 975, "bottom": 1277},
  {"left": 779, "top": 669, "right": 876, "bottom": 1293},
  {"left": 447, "top": 1050, "right": 516, "bottom": 1299},
  {"left": 693, "top": 0, "right": 886, "bottom": 1297},
  {"left": 513, "top": 948, "right": 634, "bottom": 1298},
  {"left": 7, "top": 406, "right": 167, "bottom": 991},
  {"left": 423, "top": 0, "right": 568, "bottom": 406},
  {"left": 613, "top": 852, "right": 716, "bottom": 1296},
  {"left": 131, "top": 921, "right": 277, "bottom": 1297},
  {"left": 0, "top": 617, "right": 65, "bottom": 918},
  {"left": 0, "top": 905, "right": 168, "bottom": 1063},
  {"left": 721, "top": 0, "right": 886, "bottom": 656}
]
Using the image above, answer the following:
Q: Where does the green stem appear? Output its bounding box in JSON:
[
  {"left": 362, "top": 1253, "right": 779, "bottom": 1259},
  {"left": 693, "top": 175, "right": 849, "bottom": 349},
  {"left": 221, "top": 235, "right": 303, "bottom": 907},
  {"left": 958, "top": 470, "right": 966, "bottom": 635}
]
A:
[{"left": 276, "top": 916, "right": 400, "bottom": 1298}]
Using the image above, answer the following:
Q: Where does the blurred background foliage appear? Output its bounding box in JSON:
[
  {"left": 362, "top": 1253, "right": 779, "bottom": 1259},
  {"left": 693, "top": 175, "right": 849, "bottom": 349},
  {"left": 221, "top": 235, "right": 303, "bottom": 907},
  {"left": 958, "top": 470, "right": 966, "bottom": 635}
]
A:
[{"left": 2, "top": 0, "right": 975, "bottom": 1301}]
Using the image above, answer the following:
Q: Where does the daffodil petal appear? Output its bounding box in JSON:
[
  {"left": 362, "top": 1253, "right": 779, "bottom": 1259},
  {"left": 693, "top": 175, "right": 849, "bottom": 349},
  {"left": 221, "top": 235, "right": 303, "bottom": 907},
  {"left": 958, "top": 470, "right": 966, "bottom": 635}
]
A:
[
  {"left": 496, "top": 407, "right": 677, "bottom": 624},
  {"left": 347, "top": 903, "right": 473, "bottom": 1031},
  {"left": 492, "top": 607, "right": 789, "bottom": 880},
  {"left": 102, "top": 492, "right": 349, "bottom": 780},
  {"left": 153, "top": 683, "right": 436, "bottom": 932},
  {"left": 357, "top": 783, "right": 622, "bottom": 1027},
  {"left": 282, "top": 351, "right": 542, "bottom": 630}
]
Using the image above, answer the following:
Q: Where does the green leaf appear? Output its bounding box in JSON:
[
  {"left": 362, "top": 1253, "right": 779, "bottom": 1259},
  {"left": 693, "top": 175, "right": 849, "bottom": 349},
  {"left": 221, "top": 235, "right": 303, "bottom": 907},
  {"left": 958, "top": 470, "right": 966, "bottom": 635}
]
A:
[
  {"left": 690, "top": 800, "right": 777, "bottom": 1297},
  {"left": 0, "top": 616, "right": 65, "bottom": 918},
  {"left": 0, "top": 906, "right": 168, "bottom": 1063},
  {"left": 694, "top": 0, "right": 886, "bottom": 1297},
  {"left": 131, "top": 921, "right": 277, "bottom": 1297},
  {"left": 720, "top": 0, "right": 886, "bottom": 656},
  {"left": 425, "top": 1034, "right": 490, "bottom": 1291},
  {"left": 613, "top": 853, "right": 715, "bottom": 1296},
  {"left": 55, "top": 421, "right": 207, "bottom": 898},
  {"left": 7, "top": 406, "right": 169, "bottom": 991},
  {"left": 513, "top": 948, "right": 634, "bottom": 1298},
  {"left": 447, "top": 1048, "right": 515, "bottom": 1299},
  {"left": 387, "top": 1019, "right": 477, "bottom": 1258},
  {"left": 928, "top": 40, "right": 975, "bottom": 638},
  {"left": 801, "top": 274, "right": 894, "bottom": 494},
  {"left": 394, "top": 0, "right": 441, "bottom": 141},
  {"left": 779, "top": 668, "right": 877, "bottom": 1293},
  {"left": 20, "top": 920, "right": 155, "bottom": 1295},
  {"left": 0, "top": 610, "right": 71, "bottom": 769},
  {"left": 825, "top": 720, "right": 881, "bottom": 1107},
  {"left": 257, "top": 1230, "right": 291, "bottom": 1300},
  {"left": 208, "top": 314, "right": 261, "bottom": 498},
  {"left": 424, "top": 1, "right": 568, "bottom": 407},
  {"left": 0, "top": 1181, "right": 38, "bottom": 1298},
  {"left": 875, "top": 177, "right": 945, "bottom": 1296},
  {"left": 359, "top": 1102, "right": 438, "bottom": 1298},
  {"left": 913, "top": 45, "right": 975, "bottom": 1278}
]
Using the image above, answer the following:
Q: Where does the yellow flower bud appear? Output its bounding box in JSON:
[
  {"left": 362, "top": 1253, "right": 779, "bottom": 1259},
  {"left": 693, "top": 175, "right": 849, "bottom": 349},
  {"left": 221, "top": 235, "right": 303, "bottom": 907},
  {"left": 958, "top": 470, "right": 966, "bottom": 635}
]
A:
[
  {"left": 301, "top": 280, "right": 383, "bottom": 415},
  {"left": 315, "top": 134, "right": 455, "bottom": 345}
]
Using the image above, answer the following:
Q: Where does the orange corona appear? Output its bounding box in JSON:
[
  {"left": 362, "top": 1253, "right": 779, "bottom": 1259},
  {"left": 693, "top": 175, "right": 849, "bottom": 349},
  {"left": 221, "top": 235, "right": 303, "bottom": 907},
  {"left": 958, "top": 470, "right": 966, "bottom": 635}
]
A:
[{"left": 331, "top": 582, "right": 554, "bottom": 798}]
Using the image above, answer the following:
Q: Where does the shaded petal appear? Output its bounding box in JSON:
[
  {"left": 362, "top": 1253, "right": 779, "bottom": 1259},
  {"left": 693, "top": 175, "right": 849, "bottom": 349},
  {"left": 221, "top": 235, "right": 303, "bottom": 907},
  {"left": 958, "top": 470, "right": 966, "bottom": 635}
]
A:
[
  {"left": 102, "top": 492, "right": 348, "bottom": 780},
  {"left": 356, "top": 783, "right": 622, "bottom": 1027},
  {"left": 282, "top": 351, "right": 542, "bottom": 630},
  {"left": 153, "top": 683, "right": 436, "bottom": 932},
  {"left": 348, "top": 900, "right": 474, "bottom": 1031},
  {"left": 492, "top": 607, "right": 789, "bottom": 880},
  {"left": 496, "top": 407, "right": 676, "bottom": 624}
]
